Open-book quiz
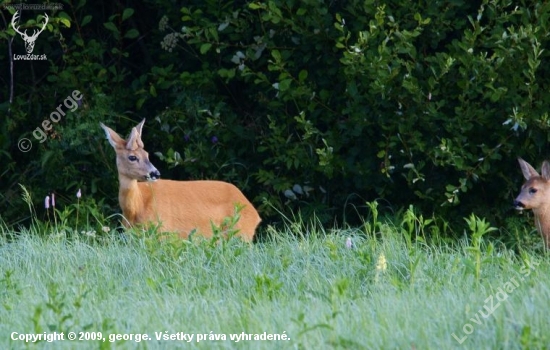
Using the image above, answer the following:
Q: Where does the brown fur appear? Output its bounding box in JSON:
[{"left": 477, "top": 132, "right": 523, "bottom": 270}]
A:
[
  {"left": 101, "top": 119, "right": 261, "bottom": 241},
  {"left": 514, "top": 158, "right": 550, "bottom": 247}
]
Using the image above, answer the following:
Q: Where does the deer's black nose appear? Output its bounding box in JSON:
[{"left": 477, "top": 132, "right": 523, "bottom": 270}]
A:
[
  {"left": 149, "top": 170, "right": 160, "bottom": 180},
  {"left": 513, "top": 200, "right": 525, "bottom": 209}
]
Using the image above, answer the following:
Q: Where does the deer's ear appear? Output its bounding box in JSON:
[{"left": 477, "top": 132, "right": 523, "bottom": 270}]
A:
[
  {"left": 542, "top": 161, "right": 550, "bottom": 181},
  {"left": 100, "top": 123, "right": 125, "bottom": 149},
  {"left": 518, "top": 158, "right": 539, "bottom": 180},
  {"left": 126, "top": 126, "right": 144, "bottom": 151},
  {"left": 135, "top": 119, "right": 146, "bottom": 136},
  {"left": 126, "top": 119, "right": 146, "bottom": 150}
]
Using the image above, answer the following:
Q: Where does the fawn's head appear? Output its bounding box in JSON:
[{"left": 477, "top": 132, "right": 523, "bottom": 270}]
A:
[
  {"left": 514, "top": 158, "right": 550, "bottom": 211},
  {"left": 100, "top": 119, "right": 160, "bottom": 182}
]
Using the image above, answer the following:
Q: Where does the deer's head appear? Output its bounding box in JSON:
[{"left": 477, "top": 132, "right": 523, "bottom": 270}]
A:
[
  {"left": 100, "top": 119, "right": 161, "bottom": 182},
  {"left": 514, "top": 158, "right": 550, "bottom": 212}
]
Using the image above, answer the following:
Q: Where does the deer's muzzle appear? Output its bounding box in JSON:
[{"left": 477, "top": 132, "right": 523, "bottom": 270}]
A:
[{"left": 513, "top": 200, "right": 525, "bottom": 209}]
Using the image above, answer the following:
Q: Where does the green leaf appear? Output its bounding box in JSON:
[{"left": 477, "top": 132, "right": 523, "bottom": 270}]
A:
[
  {"left": 136, "top": 98, "right": 145, "bottom": 110},
  {"left": 200, "top": 43, "right": 212, "bottom": 54},
  {"left": 149, "top": 84, "right": 157, "bottom": 97},
  {"left": 298, "top": 70, "right": 308, "bottom": 82},
  {"left": 81, "top": 15, "right": 92, "bottom": 27},
  {"left": 59, "top": 11, "right": 71, "bottom": 21},
  {"left": 59, "top": 18, "right": 71, "bottom": 28},
  {"left": 249, "top": 3, "right": 263, "bottom": 10},
  {"left": 279, "top": 79, "right": 291, "bottom": 91},
  {"left": 103, "top": 22, "right": 119, "bottom": 34},
  {"left": 124, "top": 29, "right": 139, "bottom": 39},
  {"left": 122, "top": 8, "right": 134, "bottom": 21},
  {"left": 218, "top": 22, "right": 229, "bottom": 31},
  {"left": 75, "top": 0, "right": 86, "bottom": 10},
  {"left": 271, "top": 50, "right": 281, "bottom": 61},
  {"left": 208, "top": 27, "right": 219, "bottom": 42},
  {"left": 218, "top": 68, "right": 236, "bottom": 79}
]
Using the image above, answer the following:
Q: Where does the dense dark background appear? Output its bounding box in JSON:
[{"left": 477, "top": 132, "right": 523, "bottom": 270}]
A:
[{"left": 1, "top": 0, "right": 550, "bottom": 240}]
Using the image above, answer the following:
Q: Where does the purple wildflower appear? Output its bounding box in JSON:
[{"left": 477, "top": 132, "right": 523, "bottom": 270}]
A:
[{"left": 345, "top": 237, "right": 353, "bottom": 249}]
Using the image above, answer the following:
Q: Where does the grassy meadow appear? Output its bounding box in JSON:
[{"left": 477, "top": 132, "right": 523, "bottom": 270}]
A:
[{"left": 1, "top": 204, "right": 550, "bottom": 350}]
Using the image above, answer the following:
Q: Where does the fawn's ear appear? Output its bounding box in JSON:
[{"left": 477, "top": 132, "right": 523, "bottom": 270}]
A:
[
  {"left": 518, "top": 158, "right": 539, "bottom": 180},
  {"left": 100, "top": 123, "right": 125, "bottom": 149},
  {"left": 541, "top": 161, "right": 550, "bottom": 181}
]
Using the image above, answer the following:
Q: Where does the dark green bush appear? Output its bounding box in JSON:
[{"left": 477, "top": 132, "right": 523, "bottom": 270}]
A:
[
  {"left": 146, "top": 0, "right": 550, "bottom": 227},
  {"left": 2, "top": 0, "right": 550, "bottom": 237}
]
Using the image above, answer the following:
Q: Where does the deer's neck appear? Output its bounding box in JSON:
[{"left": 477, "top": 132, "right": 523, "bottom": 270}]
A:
[
  {"left": 533, "top": 207, "right": 550, "bottom": 247},
  {"left": 118, "top": 176, "right": 144, "bottom": 226}
]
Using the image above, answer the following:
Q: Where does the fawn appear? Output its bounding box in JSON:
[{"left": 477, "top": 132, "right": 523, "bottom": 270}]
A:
[
  {"left": 100, "top": 119, "right": 261, "bottom": 241},
  {"left": 514, "top": 158, "right": 550, "bottom": 248}
]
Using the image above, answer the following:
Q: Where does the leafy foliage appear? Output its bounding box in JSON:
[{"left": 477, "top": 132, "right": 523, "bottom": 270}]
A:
[{"left": 2, "top": 0, "right": 550, "bottom": 235}]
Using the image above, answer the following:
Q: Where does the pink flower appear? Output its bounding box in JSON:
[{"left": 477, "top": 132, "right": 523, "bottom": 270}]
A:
[
  {"left": 45, "top": 196, "right": 50, "bottom": 209},
  {"left": 76, "top": 189, "right": 81, "bottom": 198},
  {"left": 345, "top": 237, "right": 353, "bottom": 249},
  {"left": 51, "top": 193, "right": 55, "bottom": 207}
]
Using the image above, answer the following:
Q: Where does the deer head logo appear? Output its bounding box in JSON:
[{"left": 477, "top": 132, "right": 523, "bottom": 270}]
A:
[{"left": 11, "top": 11, "right": 49, "bottom": 54}]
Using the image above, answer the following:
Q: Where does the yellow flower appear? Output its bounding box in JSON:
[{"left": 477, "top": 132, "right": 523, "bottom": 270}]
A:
[{"left": 376, "top": 253, "right": 387, "bottom": 272}]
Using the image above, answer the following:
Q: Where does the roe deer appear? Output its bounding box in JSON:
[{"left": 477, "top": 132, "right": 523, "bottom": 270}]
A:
[
  {"left": 100, "top": 119, "right": 261, "bottom": 241},
  {"left": 513, "top": 158, "right": 550, "bottom": 248}
]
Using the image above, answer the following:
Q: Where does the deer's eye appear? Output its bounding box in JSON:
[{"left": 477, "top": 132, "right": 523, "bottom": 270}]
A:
[
  {"left": 529, "top": 188, "right": 538, "bottom": 194},
  {"left": 128, "top": 155, "right": 138, "bottom": 162}
]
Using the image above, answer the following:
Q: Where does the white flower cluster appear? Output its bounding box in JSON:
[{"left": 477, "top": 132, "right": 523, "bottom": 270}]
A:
[
  {"left": 161, "top": 33, "right": 182, "bottom": 53},
  {"left": 158, "top": 15, "right": 169, "bottom": 32}
]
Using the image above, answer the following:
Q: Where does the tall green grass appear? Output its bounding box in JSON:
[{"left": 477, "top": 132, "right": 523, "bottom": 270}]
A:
[{"left": 1, "top": 205, "right": 549, "bottom": 349}]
